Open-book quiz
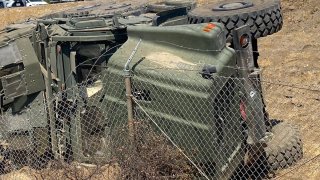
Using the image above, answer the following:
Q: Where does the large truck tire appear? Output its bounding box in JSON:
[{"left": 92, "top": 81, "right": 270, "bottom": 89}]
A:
[
  {"left": 265, "top": 121, "right": 303, "bottom": 171},
  {"left": 238, "top": 121, "right": 304, "bottom": 179},
  {"left": 187, "top": 0, "right": 283, "bottom": 40}
]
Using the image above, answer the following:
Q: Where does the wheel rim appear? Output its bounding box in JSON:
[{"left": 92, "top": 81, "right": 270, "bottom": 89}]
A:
[{"left": 212, "top": 1, "right": 253, "bottom": 11}]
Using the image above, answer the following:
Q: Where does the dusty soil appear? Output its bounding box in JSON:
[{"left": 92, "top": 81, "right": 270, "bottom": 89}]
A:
[
  {"left": 0, "top": 0, "right": 319, "bottom": 179},
  {"left": 0, "top": 163, "right": 120, "bottom": 180},
  {"left": 259, "top": 0, "right": 320, "bottom": 179}
]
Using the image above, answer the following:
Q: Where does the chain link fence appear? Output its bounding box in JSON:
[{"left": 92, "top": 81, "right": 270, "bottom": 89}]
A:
[{"left": 0, "top": 64, "right": 318, "bottom": 179}]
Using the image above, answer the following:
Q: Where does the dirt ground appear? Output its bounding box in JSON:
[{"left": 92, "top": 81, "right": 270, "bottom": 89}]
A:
[
  {"left": 0, "top": 0, "right": 319, "bottom": 179},
  {"left": 1, "top": 163, "right": 121, "bottom": 180},
  {"left": 259, "top": 0, "right": 320, "bottom": 179}
]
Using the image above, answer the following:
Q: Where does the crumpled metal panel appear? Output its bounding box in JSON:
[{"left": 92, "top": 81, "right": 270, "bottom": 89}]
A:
[
  {"left": 118, "top": 16, "right": 153, "bottom": 25},
  {"left": 0, "top": 92, "right": 47, "bottom": 133},
  {"left": 15, "top": 38, "right": 45, "bottom": 95},
  {"left": 1, "top": 70, "right": 27, "bottom": 104},
  {"left": 0, "top": 42, "right": 23, "bottom": 68}
]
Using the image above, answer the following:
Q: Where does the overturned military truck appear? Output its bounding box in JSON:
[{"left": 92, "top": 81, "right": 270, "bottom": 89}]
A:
[{"left": 0, "top": 0, "right": 303, "bottom": 179}]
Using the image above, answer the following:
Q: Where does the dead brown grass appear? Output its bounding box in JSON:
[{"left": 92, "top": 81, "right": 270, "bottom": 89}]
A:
[{"left": 0, "top": 163, "right": 120, "bottom": 180}]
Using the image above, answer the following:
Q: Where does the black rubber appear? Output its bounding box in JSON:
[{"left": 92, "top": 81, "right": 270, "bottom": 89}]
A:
[
  {"left": 265, "top": 121, "right": 303, "bottom": 172},
  {"left": 187, "top": 0, "right": 283, "bottom": 40},
  {"left": 235, "top": 121, "right": 304, "bottom": 179}
]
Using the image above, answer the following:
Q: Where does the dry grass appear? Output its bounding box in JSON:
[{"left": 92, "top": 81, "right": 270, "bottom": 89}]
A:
[{"left": 0, "top": 163, "right": 120, "bottom": 180}]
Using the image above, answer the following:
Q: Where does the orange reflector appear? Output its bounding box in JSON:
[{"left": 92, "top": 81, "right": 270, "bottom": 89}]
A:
[
  {"left": 203, "top": 23, "right": 216, "bottom": 32},
  {"left": 206, "top": 23, "right": 216, "bottom": 29},
  {"left": 240, "top": 34, "right": 249, "bottom": 48},
  {"left": 203, "top": 28, "right": 211, "bottom": 32}
]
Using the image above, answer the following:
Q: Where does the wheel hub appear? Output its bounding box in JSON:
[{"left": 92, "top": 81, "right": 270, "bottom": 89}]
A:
[{"left": 212, "top": 1, "right": 253, "bottom": 11}]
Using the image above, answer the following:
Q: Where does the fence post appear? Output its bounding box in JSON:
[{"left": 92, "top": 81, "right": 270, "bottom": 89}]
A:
[
  {"left": 124, "top": 39, "right": 142, "bottom": 142},
  {"left": 124, "top": 72, "right": 135, "bottom": 142}
]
